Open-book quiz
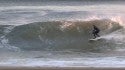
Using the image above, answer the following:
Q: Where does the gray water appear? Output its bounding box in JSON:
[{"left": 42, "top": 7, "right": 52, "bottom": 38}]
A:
[
  {"left": 0, "top": 0, "right": 124, "bottom": 6},
  {"left": 0, "top": 0, "right": 125, "bottom": 67}
]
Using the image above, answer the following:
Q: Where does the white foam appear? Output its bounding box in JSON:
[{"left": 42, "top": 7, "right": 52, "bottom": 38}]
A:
[
  {"left": 0, "top": 5, "right": 125, "bottom": 12},
  {"left": 0, "top": 26, "right": 20, "bottom": 51},
  {"left": 1, "top": 57, "right": 125, "bottom": 67}
]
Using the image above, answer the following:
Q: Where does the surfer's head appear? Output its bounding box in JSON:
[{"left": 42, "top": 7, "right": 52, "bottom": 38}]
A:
[{"left": 93, "top": 25, "right": 96, "bottom": 27}]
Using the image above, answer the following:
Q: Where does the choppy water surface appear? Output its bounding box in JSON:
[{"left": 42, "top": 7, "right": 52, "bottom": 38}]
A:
[{"left": 0, "top": 0, "right": 125, "bottom": 67}]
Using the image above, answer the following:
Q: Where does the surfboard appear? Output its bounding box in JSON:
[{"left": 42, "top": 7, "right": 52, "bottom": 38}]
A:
[{"left": 89, "top": 37, "right": 103, "bottom": 42}]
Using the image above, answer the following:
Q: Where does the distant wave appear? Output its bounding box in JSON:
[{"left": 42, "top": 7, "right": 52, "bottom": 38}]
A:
[
  {"left": 0, "top": 5, "right": 124, "bottom": 12},
  {"left": 0, "top": 6, "right": 125, "bottom": 25}
]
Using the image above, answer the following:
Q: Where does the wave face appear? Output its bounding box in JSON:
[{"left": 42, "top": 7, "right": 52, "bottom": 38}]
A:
[{"left": 2, "top": 19, "right": 122, "bottom": 52}]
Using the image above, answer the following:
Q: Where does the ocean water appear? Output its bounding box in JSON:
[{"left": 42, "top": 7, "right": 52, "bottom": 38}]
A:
[{"left": 0, "top": 0, "right": 125, "bottom": 67}]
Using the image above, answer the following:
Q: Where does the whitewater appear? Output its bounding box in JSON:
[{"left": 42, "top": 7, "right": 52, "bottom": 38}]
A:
[{"left": 1, "top": 0, "right": 125, "bottom": 67}]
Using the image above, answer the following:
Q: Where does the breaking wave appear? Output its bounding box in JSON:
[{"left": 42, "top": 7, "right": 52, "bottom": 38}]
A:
[{"left": 0, "top": 19, "right": 124, "bottom": 52}]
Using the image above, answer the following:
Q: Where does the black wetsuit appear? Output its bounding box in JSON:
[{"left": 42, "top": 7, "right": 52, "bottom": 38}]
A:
[{"left": 92, "top": 25, "right": 100, "bottom": 38}]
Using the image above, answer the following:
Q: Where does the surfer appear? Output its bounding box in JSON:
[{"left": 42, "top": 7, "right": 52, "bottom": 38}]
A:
[{"left": 92, "top": 25, "right": 100, "bottom": 39}]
